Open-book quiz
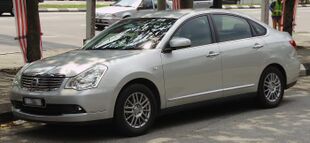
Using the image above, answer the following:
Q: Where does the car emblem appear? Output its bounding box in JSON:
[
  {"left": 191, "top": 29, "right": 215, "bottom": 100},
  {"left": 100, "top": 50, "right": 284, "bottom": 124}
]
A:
[{"left": 30, "top": 78, "right": 40, "bottom": 90}]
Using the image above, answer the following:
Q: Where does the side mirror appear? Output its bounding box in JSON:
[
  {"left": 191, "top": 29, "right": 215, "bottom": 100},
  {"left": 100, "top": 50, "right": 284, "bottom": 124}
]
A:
[
  {"left": 170, "top": 37, "right": 191, "bottom": 48},
  {"left": 163, "top": 37, "right": 191, "bottom": 53}
]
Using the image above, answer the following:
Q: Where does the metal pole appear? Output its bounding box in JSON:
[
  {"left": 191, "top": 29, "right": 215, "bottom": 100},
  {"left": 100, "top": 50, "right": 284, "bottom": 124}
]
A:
[
  {"left": 86, "top": 0, "right": 96, "bottom": 41},
  {"left": 261, "top": 0, "right": 269, "bottom": 24}
]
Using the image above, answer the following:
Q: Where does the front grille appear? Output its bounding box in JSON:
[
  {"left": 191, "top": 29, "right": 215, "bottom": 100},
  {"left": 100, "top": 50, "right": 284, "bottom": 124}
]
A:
[
  {"left": 21, "top": 74, "right": 65, "bottom": 91},
  {"left": 11, "top": 101, "right": 86, "bottom": 116}
]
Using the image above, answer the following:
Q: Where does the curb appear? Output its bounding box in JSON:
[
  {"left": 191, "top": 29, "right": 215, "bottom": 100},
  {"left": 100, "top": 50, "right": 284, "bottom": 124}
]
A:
[
  {"left": 39, "top": 8, "right": 86, "bottom": 12},
  {"left": 36, "top": 4, "right": 310, "bottom": 12}
]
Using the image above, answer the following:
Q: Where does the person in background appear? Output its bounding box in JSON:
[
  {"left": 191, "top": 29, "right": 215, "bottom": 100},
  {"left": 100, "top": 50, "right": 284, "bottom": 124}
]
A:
[{"left": 270, "top": 0, "right": 283, "bottom": 31}]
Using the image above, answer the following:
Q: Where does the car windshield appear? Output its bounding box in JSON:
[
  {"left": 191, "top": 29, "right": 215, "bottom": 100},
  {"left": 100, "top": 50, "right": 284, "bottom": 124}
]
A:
[
  {"left": 113, "top": 0, "right": 138, "bottom": 7},
  {"left": 83, "top": 18, "right": 176, "bottom": 50}
]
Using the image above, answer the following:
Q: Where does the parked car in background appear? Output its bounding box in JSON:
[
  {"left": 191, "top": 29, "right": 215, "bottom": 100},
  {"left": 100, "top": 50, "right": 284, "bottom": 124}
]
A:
[
  {"left": 0, "top": 0, "right": 14, "bottom": 16},
  {"left": 10, "top": 9, "right": 300, "bottom": 136},
  {"left": 167, "top": 0, "right": 214, "bottom": 8},
  {"left": 95, "top": 0, "right": 213, "bottom": 30}
]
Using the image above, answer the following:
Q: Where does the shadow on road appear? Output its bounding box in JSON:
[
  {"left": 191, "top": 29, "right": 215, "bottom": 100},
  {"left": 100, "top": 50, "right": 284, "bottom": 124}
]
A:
[{"left": 9, "top": 96, "right": 295, "bottom": 142}]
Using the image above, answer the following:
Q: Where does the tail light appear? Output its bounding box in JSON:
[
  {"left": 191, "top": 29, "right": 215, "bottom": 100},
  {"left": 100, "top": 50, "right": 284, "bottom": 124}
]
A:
[{"left": 289, "top": 40, "right": 297, "bottom": 49}]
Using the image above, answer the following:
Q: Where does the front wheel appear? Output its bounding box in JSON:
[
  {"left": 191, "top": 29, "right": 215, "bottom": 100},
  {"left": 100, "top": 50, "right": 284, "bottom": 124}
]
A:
[
  {"left": 257, "top": 67, "right": 285, "bottom": 108},
  {"left": 114, "top": 84, "right": 157, "bottom": 136}
]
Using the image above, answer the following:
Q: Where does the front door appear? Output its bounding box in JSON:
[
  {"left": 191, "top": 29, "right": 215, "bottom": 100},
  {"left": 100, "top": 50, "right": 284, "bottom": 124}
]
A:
[{"left": 161, "top": 16, "right": 222, "bottom": 107}]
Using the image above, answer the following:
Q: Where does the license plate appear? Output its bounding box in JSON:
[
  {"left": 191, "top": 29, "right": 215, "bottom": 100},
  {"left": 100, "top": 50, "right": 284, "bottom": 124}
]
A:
[{"left": 23, "top": 98, "right": 45, "bottom": 108}]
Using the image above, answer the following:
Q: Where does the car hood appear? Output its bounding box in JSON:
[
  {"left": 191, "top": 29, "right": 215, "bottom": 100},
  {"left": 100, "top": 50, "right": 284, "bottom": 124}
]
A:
[
  {"left": 96, "top": 6, "right": 135, "bottom": 14},
  {"left": 23, "top": 50, "right": 142, "bottom": 77}
]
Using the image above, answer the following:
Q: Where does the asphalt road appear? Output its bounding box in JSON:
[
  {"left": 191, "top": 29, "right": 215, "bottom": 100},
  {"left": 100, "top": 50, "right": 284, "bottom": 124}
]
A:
[{"left": 0, "top": 76, "right": 309, "bottom": 143}]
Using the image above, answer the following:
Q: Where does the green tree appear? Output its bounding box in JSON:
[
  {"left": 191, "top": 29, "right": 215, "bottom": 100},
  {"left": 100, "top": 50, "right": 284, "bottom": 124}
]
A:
[{"left": 26, "top": 0, "right": 42, "bottom": 62}]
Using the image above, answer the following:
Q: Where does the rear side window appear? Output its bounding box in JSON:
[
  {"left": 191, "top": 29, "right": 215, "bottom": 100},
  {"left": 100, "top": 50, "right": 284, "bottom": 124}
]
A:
[
  {"left": 249, "top": 20, "right": 267, "bottom": 36},
  {"left": 212, "top": 15, "right": 252, "bottom": 42}
]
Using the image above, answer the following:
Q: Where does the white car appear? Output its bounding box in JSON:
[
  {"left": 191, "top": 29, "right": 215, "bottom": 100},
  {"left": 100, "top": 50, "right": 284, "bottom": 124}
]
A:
[
  {"left": 95, "top": 0, "right": 213, "bottom": 29},
  {"left": 11, "top": 9, "right": 299, "bottom": 136}
]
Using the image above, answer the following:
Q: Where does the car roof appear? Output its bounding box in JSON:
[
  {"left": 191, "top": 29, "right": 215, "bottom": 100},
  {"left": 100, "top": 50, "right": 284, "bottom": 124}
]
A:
[{"left": 132, "top": 9, "right": 247, "bottom": 19}]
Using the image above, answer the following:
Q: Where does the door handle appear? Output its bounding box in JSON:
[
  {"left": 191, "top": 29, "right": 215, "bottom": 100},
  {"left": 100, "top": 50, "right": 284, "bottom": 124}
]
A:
[
  {"left": 206, "top": 51, "right": 220, "bottom": 58},
  {"left": 253, "top": 43, "right": 264, "bottom": 49}
]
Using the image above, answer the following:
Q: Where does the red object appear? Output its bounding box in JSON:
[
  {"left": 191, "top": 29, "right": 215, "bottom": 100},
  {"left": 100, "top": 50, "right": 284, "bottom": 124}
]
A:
[
  {"left": 13, "top": 0, "right": 43, "bottom": 63},
  {"left": 173, "top": 0, "right": 181, "bottom": 10},
  {"left": 13, "top": 0, "right": 27, "bottom": 62},
  {"left": 289, "top": 40, "right": 297, "bottom": 48}
]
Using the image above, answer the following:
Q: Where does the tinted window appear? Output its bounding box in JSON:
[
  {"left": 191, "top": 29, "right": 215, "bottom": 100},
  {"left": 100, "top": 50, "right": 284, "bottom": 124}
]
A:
[
  {"left": 141, "top": 0, "right": 153, "bottom": 9},
  {"left": 212, "top": 15, "right": 252, "bottom": 42},
  {"left": 83, "top": 18, "right": 176, "bottom": 50},
  {"left": 173, "top": 16, "right": 212, "bottom": 47},
  {"left": 249, "top": 20, "right": 267, "bottom": 36}
]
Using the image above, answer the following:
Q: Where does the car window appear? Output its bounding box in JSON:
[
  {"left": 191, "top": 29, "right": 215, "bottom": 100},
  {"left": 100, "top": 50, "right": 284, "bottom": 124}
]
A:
[
  {"left": 83, "top": 18, "right": 176, "bottom": 50},
  {"left": 212, "top": 14, "right": 252, "bottom": 42},
  {"left": 248, "top": 20, "right": 267, "bottom": 36},
  {"left": 173, "top": 16, "right": 212, "bottom": 47},
  {"left": 113, "top": 0, "right": 137, "bottom": 7},
  {"left": 141, "top": 0, "right": 153, "bottom": 9}
]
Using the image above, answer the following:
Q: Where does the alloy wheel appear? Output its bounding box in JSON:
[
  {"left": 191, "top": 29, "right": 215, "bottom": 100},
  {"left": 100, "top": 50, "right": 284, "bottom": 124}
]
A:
[
  {"left": 123, "top": 92, "right": 151, "bottom": 129},
  {"left": 263, "top": 73, "right": 282, "bottom": 103}
]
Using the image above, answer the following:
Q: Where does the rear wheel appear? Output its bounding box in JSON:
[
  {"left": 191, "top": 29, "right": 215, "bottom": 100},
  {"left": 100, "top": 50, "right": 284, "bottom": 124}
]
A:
[
  {"left": 114, "top": 84, "right": 157, "bottom": 136},
  {"left": 257, "top": 67, "right": 285, "bottom": 108}
]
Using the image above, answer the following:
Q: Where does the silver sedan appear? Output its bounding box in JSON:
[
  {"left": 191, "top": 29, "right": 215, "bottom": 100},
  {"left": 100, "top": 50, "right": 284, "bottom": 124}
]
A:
[{"left": 10, "top": 9, "right": 300, "bottom": 136}]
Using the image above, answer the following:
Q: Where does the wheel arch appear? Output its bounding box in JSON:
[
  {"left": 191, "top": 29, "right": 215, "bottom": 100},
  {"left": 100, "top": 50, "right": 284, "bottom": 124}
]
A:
[
  {"left": 261, "top": 63, "right": 287, "bottom": 88},
  {"left": 113, "top": 78, "right": 162, "bottom": 116}
]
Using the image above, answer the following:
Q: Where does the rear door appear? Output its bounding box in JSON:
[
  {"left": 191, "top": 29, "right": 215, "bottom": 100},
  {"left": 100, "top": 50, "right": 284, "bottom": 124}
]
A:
[{"left": 211, "top": 14, "right": 264, "bottom": 96}]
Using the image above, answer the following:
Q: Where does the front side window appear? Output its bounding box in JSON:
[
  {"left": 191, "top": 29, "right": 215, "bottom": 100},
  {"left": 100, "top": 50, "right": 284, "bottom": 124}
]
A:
[
  {"left": 212, "top": 14, "right": 252, "bottom": 42},
  {"left": 83, "top": 18, "right": 176, "bottom": 50},
  {"left": 173, "top": 16, "right": 212, "bottom": 47}
]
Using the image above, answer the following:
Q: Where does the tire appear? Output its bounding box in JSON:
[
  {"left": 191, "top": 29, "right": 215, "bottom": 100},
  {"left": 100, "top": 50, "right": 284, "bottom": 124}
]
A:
[
  {"left": 114, "top": 84, "right": 157, "bottom": 136},
  {"left": 96, "top": 25, "right": 105, "bottom": 31},
  {"left": 257, "top": 67, "right": 285, "bottom": 108}
]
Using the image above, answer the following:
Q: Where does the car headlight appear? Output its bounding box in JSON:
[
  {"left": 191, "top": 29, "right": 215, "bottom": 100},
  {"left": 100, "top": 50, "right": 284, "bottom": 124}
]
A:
[
  {"left": 12, "top": 70, "right": 22, "bottom": 87},
  {"left": 12, "top": 63, "right": 30, "bottom": 88},
  {"left": 104, "top": 13, "right": 117, "bottom": 18},
  {"left": 65, "top": 65, "right": 108, "bottom": 90}
]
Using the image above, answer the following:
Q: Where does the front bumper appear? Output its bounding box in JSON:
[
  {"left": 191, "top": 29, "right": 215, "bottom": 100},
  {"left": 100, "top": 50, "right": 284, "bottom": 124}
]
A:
[
  {"left": 10, "top": 86, "right": 115, "bottom": 123},
  {"left": 95, "top": 18, "right": 120, "bottom": 27},
  {"left": 12, "top": 107, "right": 109, "bottom": 123}
]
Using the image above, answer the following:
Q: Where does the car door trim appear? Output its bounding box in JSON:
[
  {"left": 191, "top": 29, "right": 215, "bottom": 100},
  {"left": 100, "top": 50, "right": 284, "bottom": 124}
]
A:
[{"left": 167, "top": 84, "right": 255, "bottom": 101}]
